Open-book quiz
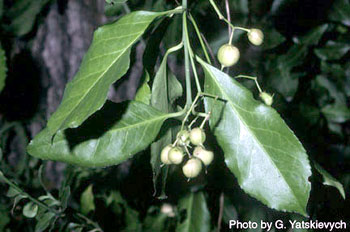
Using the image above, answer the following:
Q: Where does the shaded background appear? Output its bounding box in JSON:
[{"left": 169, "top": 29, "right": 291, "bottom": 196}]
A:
[{"left": 0, "top": 0, "right": 349, "bottom": 231}]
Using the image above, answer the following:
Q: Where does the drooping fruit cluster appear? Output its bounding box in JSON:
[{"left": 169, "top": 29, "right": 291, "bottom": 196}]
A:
[
  {"left": 217, "top": 28, "right": 264, "bottom": 67},
  {"left": 160, "top": 127, "right": 214, "bottom": 180}
]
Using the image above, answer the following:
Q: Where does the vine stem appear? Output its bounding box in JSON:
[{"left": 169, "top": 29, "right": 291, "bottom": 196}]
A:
[
  {"left": 76, "top": 213, "right": 103, "bottom": 232},
  {"left": 0, "top": 171, "right": 60, "bottom": 216},
  {"left": 185, "top": 29, "right": 202, "bottom": 93},
  {"left": 225, "top": 0, "right": 232, "bottom": 36},
  {"left": 183, "top": 0, "right": 192, "bottom": 107},
  {"left": 209, "top": 0, "right": 250, "bottom": 38},
  {"left": 188, "top": 14, "right": 211, "bottom": 64}
]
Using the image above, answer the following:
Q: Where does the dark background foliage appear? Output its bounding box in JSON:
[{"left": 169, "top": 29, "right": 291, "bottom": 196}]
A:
[{"left": 0, "top": 0, "right": 349, "bottom": 231}]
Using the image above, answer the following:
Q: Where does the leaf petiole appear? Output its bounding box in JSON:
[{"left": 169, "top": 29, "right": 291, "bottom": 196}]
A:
[{"left": 235, "top": 74, "right": 263, "bottom": 93}]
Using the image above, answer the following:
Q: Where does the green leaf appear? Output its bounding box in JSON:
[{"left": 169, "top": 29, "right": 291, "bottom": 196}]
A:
[
  {"left": 314, "top": 163, "right": 346, "bottom": 199},
  {"left": 298, "top": 24, "right": 328, "bottom": 46},
  {"left": 6, "top": 0, "right": 50, "bottom": 36},
  {"left": 151, "top": 51, "right": 176, "bottom": 112},
  {"left": 289, "top": 214, "right": 309, "bottom": 232},
  {"left": 59, "top": 186, "right": 70, "bottom": 210},
  {"left": 35, "top": 212, "right": 55, "bottom": 232},
  {"left": 329, "top": 0, "right": 350, "bottom": 26},
  {"left": 299, "top": 104, "right": 320, "bottom": 125},
  {"left": 143, "top": 19, "right": 171, "bottom": 77},
  {"left": 270, "top": 0, "right": 295, "bottom": 15},
  {"left": 66, "top": 223, "right": 84, "bottom": 232},
  {"left": 327, "top": 122, "right": 343, "bottom": 136},
  {"left": 0, "top": 204, "right": 10, "bottom": 231},
  {"left": 124, "top": 207, "right": 142, "bottom": 232},
  {"left": 222, "top": 197, "right": 238, "bottom": 223},
  {"left": 0, "top": 45, "right": 7, "bottom": 93},
  {"left": 243, "top": 207, "right": 266, "bottom": 232},
  {"left": 105, "top": 3, "right": 123, "bottom": 17},
  {"left": 45, "top": 11, "right": 168, "bottom": 137},
  {"left": 268, "top": 44, "right": 307, "bottom": 100},
  {"left": 135, "top": 72, "right": 151, "bottom": 105},
  {"left": 28, "top": 101, "right": 178, "bottom": 167},
  {"left": 12, "top": 195, "right": 28, "bottom": 214},
  {"left": 315, "top": 75, "right": 346, "bottom": 105},
  {"left": 38, "top": 195, "right": 60, "bottom": 207},
  {"left": 321, "top": 61, "right": 345, "bottom": 79},
  {"left": 6, "top": 186, "right": 20, "bottom": 197},
  {"left": 262, "top": 28, "right": 286, "bottom": 50},
  {"left": 314, "top": 41, "right": 350, "bottom": 60},
  {"left": 143, "top": 207, "right": 168, "bottom": 232},
  {"left": 198, "top": 58, "right": 311, "bottom": 216},
  {"left": 106, "top": 191, "right": 141, "bottom": 231},
  {"left": 270, "top": 68, "right": 302, "bottom": 101},
  {"left": 106, "top": 0, "right": 128, "bottom": 4},
  {"left": 80, "top": 185, "right": 95, "bottom": 215},
  {"left": 282, "top": 44, "right": 308, "bottom": 68},
  {"left": 168, "top": 72, "right": 183, "bottom": 104},
  {"left": 231, "top": 0, "right": 249, "bottom": 15},
  {"left": 321, "top": 104, "right": 350, "bottom": 123},
  {"left": 176, "top": 192, "right": 210, "bottom": 232},
  {"left": 150, "top": 49, "right": 183, "bottom": 197},
  {"left": 23, "top": 202, "right": 39, "bottom": 218}
]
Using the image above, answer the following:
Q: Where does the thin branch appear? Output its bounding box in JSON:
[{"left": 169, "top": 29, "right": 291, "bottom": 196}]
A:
[
  {"left": 189, "top": 14, "right": 211, "bottom": 64},
  {"left": 183, "top": 0, "right": 192, "bottom": 107},
  {"left": 201, "top": 33, "right": 218, "bottom": 67},
  {"left": 0, "top": 171, "right": 60, "bottom": 215},
  {"left": 225, "top": 0, "right": 232, "bottom": 36}
]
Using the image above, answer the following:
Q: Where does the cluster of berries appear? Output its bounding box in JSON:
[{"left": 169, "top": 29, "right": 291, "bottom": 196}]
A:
[
  {"left": 217, "top": 28, "right": 274, "bottom": 106},
  {"left": 160, "top": 127, "right": 213, "bottom": 179},
  {"left": 217, "top": 28, "right": 264, "bottom": 67}
]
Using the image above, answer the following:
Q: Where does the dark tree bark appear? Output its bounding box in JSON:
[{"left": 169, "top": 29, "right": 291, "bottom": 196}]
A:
[
  {"left": 26, "top": 0, "right": 141, "bottom": 186},
  {"left": 31, "top": 0, "right": 107, "bottom": 119}
]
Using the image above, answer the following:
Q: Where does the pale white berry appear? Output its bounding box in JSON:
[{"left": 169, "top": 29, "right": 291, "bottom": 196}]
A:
[
  {"left": 177, "top": 130, "right": 190, "bottom": 146},
  {"left": 217, "top": 44, "right": 240, "bottom": 67},
  {"left": 168, "top": 147, "right": 184, "bottom": 164},
  {"left": 161, "top": 144, "right": 173, "bottom": 165},
  {"left": 248, "top": 29, "right": 264, "bottom": 46},
  {"left": 193, "top": 146, "right": 214, "bottom": 166},
  {"left": 182, "top": 158, "right": 202, "bottom": 178},
  {"left": 259, "top": 92, "right": 273, "bottom": 106},
  {"left": 161, "top": 203, "right": 175, "bottom": 217},
  {"left": 189, "top": 128, "right": 206, "bottom": 145}
]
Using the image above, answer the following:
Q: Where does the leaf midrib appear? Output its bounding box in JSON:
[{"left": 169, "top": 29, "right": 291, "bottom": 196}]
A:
[
  {"left": 51, "top": 14, "right": 160, "bottom": 133},
  {"left": 57, "top": 44, "right": 133, "bottom": 130},
  {"left": 47, "top": 112, "right": 169, "bottom": 147},
  {"left": 204, "top": 64, "right": 304, "bottom": 211}
]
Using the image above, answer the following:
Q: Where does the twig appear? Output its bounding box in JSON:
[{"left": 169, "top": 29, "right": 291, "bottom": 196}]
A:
[
  {"left": 225, "top": 0, "right": 232, "bottom": 36},
  {"left": 183, "top": 0, "right": 192, "bottom": 107},
  {"left": 0, "top": 171, "right": 60, "bottom": 216},
  {"left": 201, "top": 33, "right": 218, "bottom": 67}
]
